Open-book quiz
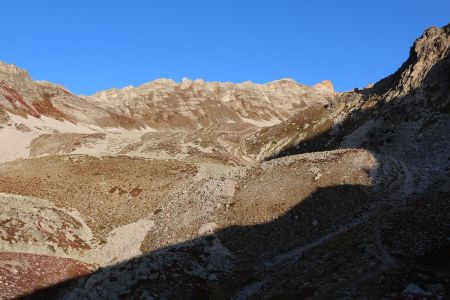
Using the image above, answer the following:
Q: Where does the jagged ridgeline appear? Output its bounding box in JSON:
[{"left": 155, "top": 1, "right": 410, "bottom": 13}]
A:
[{"left": 0, "top": 24, "right": 449, "bottom": 299}]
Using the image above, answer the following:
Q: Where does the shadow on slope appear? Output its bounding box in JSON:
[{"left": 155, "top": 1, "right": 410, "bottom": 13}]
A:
[{"left": 20, "top": 182, "right": 450, "bottom": 299}]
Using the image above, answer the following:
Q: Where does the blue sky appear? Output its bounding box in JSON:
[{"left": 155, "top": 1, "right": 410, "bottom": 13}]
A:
[{"left": 1, "top": 1, "right": 449, "bottom": 94}]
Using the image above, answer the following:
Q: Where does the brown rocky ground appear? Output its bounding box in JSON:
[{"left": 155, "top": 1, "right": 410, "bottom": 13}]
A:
[
  {"left": 0, "top": 252, "right": 92, "bottom": 299},
  {"left": 0, "top": 156, "right": 197, "bottom": 239}
]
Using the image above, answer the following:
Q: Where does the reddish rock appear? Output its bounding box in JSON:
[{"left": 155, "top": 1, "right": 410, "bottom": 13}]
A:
[{"left": 0, "top": 252, "right": 93, "bottom": 299}]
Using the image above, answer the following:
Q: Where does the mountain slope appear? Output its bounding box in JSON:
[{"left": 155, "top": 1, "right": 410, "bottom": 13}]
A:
[{"left": 0, "top": 63, "right": 335, "bottom": 163}]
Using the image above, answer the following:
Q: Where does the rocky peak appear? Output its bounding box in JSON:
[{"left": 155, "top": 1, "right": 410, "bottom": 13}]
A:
[
  {"left": 0, "top": 62, "right": 30, "bottom": 78},
  {"left": 0, "top": 62, "right": 34, "bottom": 92},
  {"left": 313, "top": 80, "right": 334, "bottom": 93},
  {"left": 416, "top": 25, "right": 450, "bottom": 61},
  {"left": 372, "top": 24, "right": 450, "bottom": 99},
  {"left": 267, "top": 78, "right": 299, "bottom": 85}
]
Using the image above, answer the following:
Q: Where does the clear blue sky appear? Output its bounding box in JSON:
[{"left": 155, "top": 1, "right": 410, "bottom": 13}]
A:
[{"left": 1, "top": 1, "right": 449, "bottom": 95}]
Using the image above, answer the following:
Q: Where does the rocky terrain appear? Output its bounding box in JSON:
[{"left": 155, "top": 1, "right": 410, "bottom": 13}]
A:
[{"left": 0, "top": 24, "right": 448, "bottom": 299}]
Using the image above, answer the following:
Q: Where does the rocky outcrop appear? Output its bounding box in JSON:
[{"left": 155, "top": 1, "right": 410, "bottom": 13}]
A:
[
  {"left": 373, "top": 24, "right": 450, "bottom": 101},
  {"left": 313, "top": 79, "right": 334, "bottom": 93}
]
